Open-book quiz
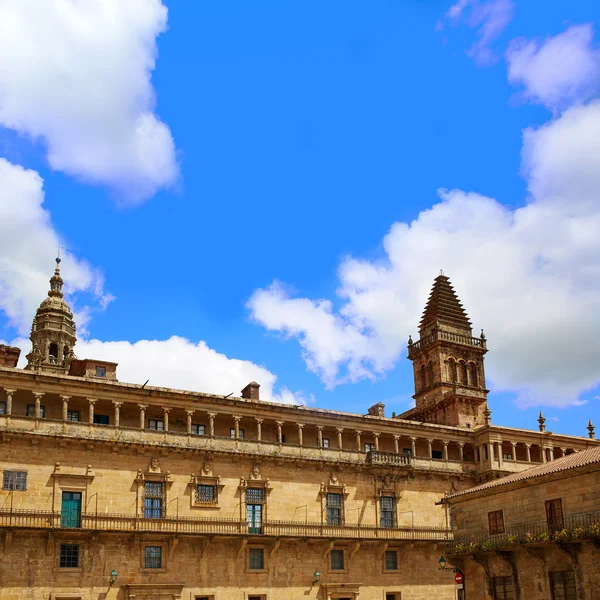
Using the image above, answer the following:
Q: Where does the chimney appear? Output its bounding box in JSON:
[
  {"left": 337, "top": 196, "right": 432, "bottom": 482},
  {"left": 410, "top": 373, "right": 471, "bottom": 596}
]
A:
[
  {"left": 241, "top": 381, "right": 260, "bottom": 401},
  {"left": 0, "top": 345, "right": 21, "bottom": 368},
  {"left": 367, "top": 402, "right": 385, "bottom": 417}
]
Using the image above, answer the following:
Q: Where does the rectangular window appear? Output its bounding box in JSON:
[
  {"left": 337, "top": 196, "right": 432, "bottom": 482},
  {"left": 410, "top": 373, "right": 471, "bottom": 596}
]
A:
[
  {"left": 385, "top": 550, "right": 399, "bottom": 571},
  {"left": 364, "top": 443, "right": 376, "bottom": 452},
  {"left": 386, "top": 595, "right": 398, "bottom": 600},
  {"left": 488, "top": 510, "right": 505, "bottom": 535},
  {"left": 0, "top": 401, "right": 6, "bottom": 415},
  {"left": 330, "top": 549, "right": 345, "bottom": 570},
  {"left": 191, "top": 424, "right": 205, "bottom": 435},
  {"left": 432, "top": 449, "right": 443, "bottom": 459},
  {"left": 95, "top": 366, "right": 107, "bottom": 377},
  {"left": 26, "top": 404, "right": 45, "bottom": 418},
  {"left": 403, "top": 448, "right": 412, "bottom": 456},
  {"left": 493, "top": 576, "right": 515, "bottom": 600},
  {"left": 93, "top": 414, "right": 109, "bottom": 425},
  {"left": 230, "top": 428, "right": 245, "bottom": 439},
  {"left": 148, "top": 419, "right": 164, "bottom": 431},
  {"left": 3, "top": 470, "right": 27, "bottom": 491},
  {"left": 67, "top": 410, "right": 80, "bottom": 422},
  {"left": 550, "top": 571, "right": 577, "bottom": 600},
  {"left": 144, "top": 545, "right": 162, "bottom": 569},
  {"left": 59, "top": 543, "right": 79, "bottom": 568},
  {"left": 326, "top": 492, "right": 343, "bottom": 526},
  {"left": 502, "top": 453, "right": 512, "bottom": 460},
  {"left": 380, "top": 495, "right": 397, "bottom": 528},
  {"left": 197, "top": 484, "right": 216, "bottom": 504},
  {"left": 546, "top": 499, "right": 564, "bottom": 532},
  {"left": 248, "top": 547, "right": 265, "bottom": 570},
  {"left": 144, "top": 482, "right": 164, "bottom": 518},
  {"left": 322, "top": 438, "right": 330, "bottom": 448},
  {"left": 247, "top": 487, "right": 264, "bottom": 534}
]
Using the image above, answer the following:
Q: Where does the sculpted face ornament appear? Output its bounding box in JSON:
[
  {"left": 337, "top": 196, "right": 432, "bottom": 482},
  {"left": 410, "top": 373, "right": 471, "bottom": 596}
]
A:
[
  {"left": 202, "top": 462, "right": 212, "bottom": 476},
  {"left": 330, "top": 472, "right": 339, "bottom": 485},
  {"left": 251, "top": 464, "right": 261, "bottom": 479},
  {"left": 383, "top": 474, "right": 393, "bottom": 488},
  {"left": 150, "top": 458, "right": 160, "bottom": 472}
]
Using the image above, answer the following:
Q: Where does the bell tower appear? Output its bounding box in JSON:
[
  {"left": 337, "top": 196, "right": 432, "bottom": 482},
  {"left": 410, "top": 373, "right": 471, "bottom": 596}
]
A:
[
  {"left": 26, "top": 256, "right": 77, "bottom": 373},
  {"left": 400, "top": 273, "right": 488, "bottom": 428}
]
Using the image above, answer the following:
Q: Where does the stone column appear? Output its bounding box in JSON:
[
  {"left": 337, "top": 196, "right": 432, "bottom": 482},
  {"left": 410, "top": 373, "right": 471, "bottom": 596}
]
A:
[
  {"left": 410, "top": 437, "right": 417, "bottom": 457},
  {"left": 138, "top": 404, "right": 147, "bottom": 429},
  {"left": 548, "top": 447, "right": 554, "bottom": 461},
  {"left": 297, "top": 423, "right": 304, "bottom": 446},
  {"left": 497, "top": 442, "right": 503, "bottom": 468},
  {"left": 393, "top": 435, "right": 400, "bottom": 454},
  {"left": 511, "top": 442, "right": 517, "bottom": 461},
  {"left": 4, "top": 388, "right": 16, "bottom": 415},
  {"left": 458, "top": 442, "right": 464, "bottom": 462},
  {"left": 479, "top": 445, "right": 485, "bottom": 469},
  {"left": 276, "top": 421, "right": 284, "bottom": 444},
  {"left": 541, "top": 445, "right": 547, "bottom": 464},
  {"left": 185, "top": 410, "right": 194, "bottom": 434},
  {"left": 525, "top": 443, "right": 531, "bottom": 463},
  {"left": 87, "top": 397, "right": 96, "bottom": 424},
  {"left": 32, "top": 392, "right": 44, "bottom": 419},
  {"left": 61, "top": 395, "right": 71, "bottom": 421},
  {"left": 233, "top": 416, "right": 242, "bottom": 439},
  {"left": 336, "top": 428, "right": 344, "bottom": 450},
  {"left": 427, "top": 439, "right": 433, "bottom": 459},
  {"left": 113, "top": 402, "right": 123, "bottom": 428},
  {"left": 373, "top": 432, "right": 380, "bottom": 452},
  {"left": 208, "top": 413, "right": 217, "bottom": 438},
  {"left": 162, "top": 408, "right": 171, "bottom": 432},
  {"left": 355, "top": 430, "right": 362, "bottom": 451},
  {"left": 317, "top": 426, "right": 324, "bottom": 448},
  {"left": 256, "top": 418, "right": 263, "bottom": 442},
  {"left": 442, "top": 441, "right": 449, "bottom": 462},
  {"left": 488, "top": 441, "right": 495, "bottom": 465}
]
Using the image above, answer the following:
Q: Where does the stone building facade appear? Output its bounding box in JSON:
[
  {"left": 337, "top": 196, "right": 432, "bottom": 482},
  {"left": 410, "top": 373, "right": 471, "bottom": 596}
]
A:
[
  {"left": 0, "top": 262, "right": 597, "bottom": 600},
  {"left": 443, "top": 446, "right": 600, "bottom": 600}
]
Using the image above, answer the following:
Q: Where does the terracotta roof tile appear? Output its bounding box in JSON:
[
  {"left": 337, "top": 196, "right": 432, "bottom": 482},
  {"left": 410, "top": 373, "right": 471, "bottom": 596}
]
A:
[{"left": 446, "top": 445, "right": 600, "bottom": 499}]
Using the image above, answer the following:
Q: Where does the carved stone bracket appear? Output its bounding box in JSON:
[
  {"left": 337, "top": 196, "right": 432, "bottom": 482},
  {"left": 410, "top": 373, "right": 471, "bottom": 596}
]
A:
[
  {"left": 201, "top": 537, "right": 213, "bottom": 559},
  {"left": 524, "top": 545, "right": 546, "bottom": 566},
  {"left": 496, "top": 550, "right": 520, "bottom": 600},
  {"left": 322, "top": 540, "right": 335, "bottom": 559},
  {"left": 169, "top": 535, "right": 179, "bottom": 558},
  {"left": 270, "top": 538, "right": 281, "bottom": 560},
  {"left": 377, "top": 542, "right": 389, "bottom": 560},
  {"left": 350, "top": 541, "right": 361, "bottom": 559},
  {"left": 237, "top": 537, "right": 248, "bottom": 559}
]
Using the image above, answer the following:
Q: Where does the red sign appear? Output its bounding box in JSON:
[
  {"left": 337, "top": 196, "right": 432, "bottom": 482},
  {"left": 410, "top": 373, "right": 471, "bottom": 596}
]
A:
[{"left": 455, "top": 573, "right": 463, "bottom": 584}]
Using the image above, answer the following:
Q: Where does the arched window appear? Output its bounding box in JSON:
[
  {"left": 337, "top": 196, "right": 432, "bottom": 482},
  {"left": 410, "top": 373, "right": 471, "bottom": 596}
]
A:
[
  {"left": 448, "top": 359, "right": 457, "bottom": 383},
  {"left": 460, "top": 361, "right": 468, "bottom": 385},
  {"left": 428, "top": 362, "right": 434, "bottom": 387},
  {"left": 63, "top": 346, "right": 70, "bottom": 359},
  {"left": 49, "top": 343, "right": 58, "bottom": 363},
  {"left": 470, "top": 363, "right": 478, "bottom": 387},
  {"left": 420, "top": 365, "right": 426, "bottom": 390}
]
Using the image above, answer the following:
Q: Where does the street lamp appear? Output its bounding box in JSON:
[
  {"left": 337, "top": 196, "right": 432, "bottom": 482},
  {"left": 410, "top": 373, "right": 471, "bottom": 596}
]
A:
[
  {"left": 312, "top": 570, "right": 321, "bottom": 585},
  {"left": 109, "top": 569, "right": 118, "bottom": 586},
  {"left": 438, "top": 556, "right": 447, "bottom": 570}
]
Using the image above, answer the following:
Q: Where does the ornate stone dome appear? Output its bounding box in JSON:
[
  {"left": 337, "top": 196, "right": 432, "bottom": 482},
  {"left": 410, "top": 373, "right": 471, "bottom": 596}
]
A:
[{"left": 26, "top": 257, "right": 77, "bottom": 373}]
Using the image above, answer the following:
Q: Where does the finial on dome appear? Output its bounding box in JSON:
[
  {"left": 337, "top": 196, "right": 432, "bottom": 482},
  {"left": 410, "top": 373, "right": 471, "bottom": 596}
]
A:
[
  {"left": 538, "top": 411, "right": 546, "bottom": 432},
  {"left": 439, "top": 269, "right": 444, "bottom": 277},
  {"left": 48, "top": 248, "right": 64, "bottom": 298},
  {"left": 588, "top": 419, "right": 595, "bottom": 439}
]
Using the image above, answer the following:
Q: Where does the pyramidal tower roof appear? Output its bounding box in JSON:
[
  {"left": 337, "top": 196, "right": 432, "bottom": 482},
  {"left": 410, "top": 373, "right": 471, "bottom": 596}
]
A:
[{"left": 419, "top": 273, "right": 472, "bottom": 332}]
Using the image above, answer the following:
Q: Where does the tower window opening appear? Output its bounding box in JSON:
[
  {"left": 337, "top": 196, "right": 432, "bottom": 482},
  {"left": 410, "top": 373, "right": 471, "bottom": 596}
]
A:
[
  {"left": 428, "top": 361, "right": 434, "bottom": 386},
  {"left": 49, "top": 343, "right": 59, "bottom": 363},
  {"left": 449, "top": 360, "right": 457, "bottom": 383},
  {"left": 420, "top": 365, "right": 426, "bottom": 390},
  {"left": 470, "top": 363, "right": 478, "bottom": 386},
  {"left": 460, "top": 361, "right": 468, "bottom": 385}
]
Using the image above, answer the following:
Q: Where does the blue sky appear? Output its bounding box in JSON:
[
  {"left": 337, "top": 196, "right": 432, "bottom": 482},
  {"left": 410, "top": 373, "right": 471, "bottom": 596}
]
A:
[{"left": 0, "top": 0, "right": 599, "bottom": 436}]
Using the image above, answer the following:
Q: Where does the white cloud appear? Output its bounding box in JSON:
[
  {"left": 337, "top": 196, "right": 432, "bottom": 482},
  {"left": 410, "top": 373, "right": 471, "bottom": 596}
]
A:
[
  {"left": 0, "top": 0, "right": 177, "bottom": 204},
  {"left": 0, "top": 158, "right": 112, "bottom": 336},
  {"left": 442, "top": 0, "right": 514, "bottom": 66},
  {"left": 249, "top": 100, "right": 600, "bottom": 408},
  {"left": 507, "top": 24, "right": 600, "bottom": 112}
]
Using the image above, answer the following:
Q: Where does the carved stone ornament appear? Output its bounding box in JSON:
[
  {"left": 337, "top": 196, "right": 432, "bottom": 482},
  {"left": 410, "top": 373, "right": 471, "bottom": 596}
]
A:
[
  {"left": 329, "top": 472, "right": 339, "bottom": 485},
  {"left": 250, "top": 464, "right": 261, "bottom": 480},
  {"left": 382, "top": 473, "right": 393, "bottom": 488},
  {"left": 149, "top": 457, "right": 161, "bottom": 473},
  {"left": 202, "top": 462, "right": 212, "bottom": 476}
]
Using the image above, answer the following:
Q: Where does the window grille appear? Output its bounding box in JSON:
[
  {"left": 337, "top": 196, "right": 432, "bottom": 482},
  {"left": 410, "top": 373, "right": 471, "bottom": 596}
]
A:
[
  {"left": 550, "top": 571, "right": 576, "bottom": 600},
  {"left": 326, "top": 492, "right": 343, "bottom": 526},
  {"left": 248, "top": 548, "right": 264, "bottom": 570},
  {"left": 197, "top": 484, "right": 216, "bottom": 504},
  {"left": 144, "top": 546, "right": 162, "bottom": 569},
  {"left": 60, "top": 544, "right": 79, "bottom": 568},
  {"left": 144, "top": 482, "right": 164, "bottom": 518},
  {"left": 246, "top": 487, "right": 264, "bottom": 504},
  {"left": 3, "top": 471, "right": 27, "bottom": 491},
  {"left": 380, "top": 496, "right": 396, "bottom": 528},
  {"left": 493, "top": 576, "right": 515, "bottom": 600},
  {"left": 330, "top": 549, "right": 345, "bottom": 570},
  {"left": 385, "top": 550, "right": 398, "bottom": 571}
]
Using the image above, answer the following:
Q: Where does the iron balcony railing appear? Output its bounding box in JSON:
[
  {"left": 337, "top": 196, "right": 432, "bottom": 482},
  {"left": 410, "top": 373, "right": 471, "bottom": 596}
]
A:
[
  {"left": 0, "top": 508, "right": 452, "bottom": 541},
  {"left": 447, "top": 510, "right": 600, "bottom": 554}
]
